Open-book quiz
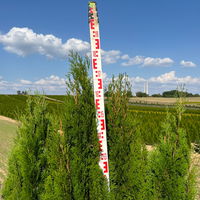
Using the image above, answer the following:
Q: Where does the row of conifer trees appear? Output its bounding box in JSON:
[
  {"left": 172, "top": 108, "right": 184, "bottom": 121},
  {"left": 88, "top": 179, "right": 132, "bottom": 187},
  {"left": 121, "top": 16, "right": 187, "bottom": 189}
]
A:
[{"left": 1, "top": 52, "right": 196, "bottom": 199}]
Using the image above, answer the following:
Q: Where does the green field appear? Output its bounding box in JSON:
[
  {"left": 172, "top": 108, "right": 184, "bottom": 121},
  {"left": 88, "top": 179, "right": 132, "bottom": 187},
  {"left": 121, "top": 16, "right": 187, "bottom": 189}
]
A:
[
  {"left": 0, "top": 95, "right": 65, "bottom": 119},
  {"left": 0, "top": 119, "right": 17, "bottom": 189},
  {"left": 1, "top": 95, "right": 200, "bottom": 145}
]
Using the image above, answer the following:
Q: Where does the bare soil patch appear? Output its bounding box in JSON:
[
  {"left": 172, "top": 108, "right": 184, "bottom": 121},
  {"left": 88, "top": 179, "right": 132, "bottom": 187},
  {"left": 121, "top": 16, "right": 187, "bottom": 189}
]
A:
[{"left": 0, "top": 116, "right": 18, "bottom": 125}]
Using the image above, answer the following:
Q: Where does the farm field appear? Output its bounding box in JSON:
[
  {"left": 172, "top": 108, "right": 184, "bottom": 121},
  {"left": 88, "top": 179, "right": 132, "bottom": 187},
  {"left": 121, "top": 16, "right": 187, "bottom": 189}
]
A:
[
  {"left": 0, "top": 117, "right": 17, "bottom": 192},
  {"left": 0, "top": 95, "right": 65, "bottom": 119},
  {"left": 1, "top": 95, "right": 200, "bottom": 144},
  {"left": 130, "top": 97, "right": 200, "bottom": 107},
  {"left": 1, "top": 95, "right": 200, "bottom": 118}
]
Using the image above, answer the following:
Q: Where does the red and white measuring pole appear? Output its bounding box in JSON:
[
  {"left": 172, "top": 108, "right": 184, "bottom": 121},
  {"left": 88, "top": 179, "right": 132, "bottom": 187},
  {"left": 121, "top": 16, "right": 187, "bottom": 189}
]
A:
[{"left": 88, "top": 1, "right": 110, "bottom": 186}]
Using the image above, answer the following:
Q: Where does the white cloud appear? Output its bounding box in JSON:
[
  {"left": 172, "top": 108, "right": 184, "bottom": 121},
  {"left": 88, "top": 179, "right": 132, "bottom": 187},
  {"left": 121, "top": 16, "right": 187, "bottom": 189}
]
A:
[
  {"left": 149, "top": 71, "right": 200, "bottom": 84},
  {"left": 20, "top": 75, "right": 66, "bottom": 93},
  {"left": 0, "top": 77, "right": 15, "bottom": 92},
  {"left": 0, "top": 27, "right": 121, "bottom": 64},
  {"left": 34, "top": 75, "right": 65, "bottom": 86},
  {"left": 0, "top": 76, "right": 8, "bottom": 86},
  {"left": 143, "top": 57, "right": 174, "bottom": 66},
  {"left": 130, "top": 76, "right": 146, "bottom": 83},
  {"left": 0, "top": 27, "right": 90, "bottom": 59},
  {"left": 20, "top": 79, "right": 32, "bottom": 84},
  {"left": 0, "top": 27, "right": 197, "bottom": 71},
  {"left": 128, "top": 71, "right": 200, "bottom": 94},
  {"left": 101, "top": 50, "right": 121, "bottom": 64},
  {"left": 19, "top": 75, "right": 65, "bottom": 88},
  {"left": 178, "top": 76, "right": 199, "bottom": 84},
  {"left": 102, "top": 72, "right": 107, "bottom": 80},
  {"left": 0, "top": 75, "right": 67, "bottom": 94},
  {"left": 121, "top": 54, "right": 130, "bottom": 60},
  {"left": 63, "top": 38, "right": 90, "bottom": 54},
  {"left": 149, "top": 71, "right": 177, "bottom": 83},
  {"left": 0, "top": 72, "right": 200, "bottom": 95},
  {"left": 121, "top": 55, "right": 144, "bottom": 66},
  {"left": 180, "top": 60, "right": 196, "bottom": 67},
  {"left": 121, "top": 56, "right": 174, "bottom": 67}
]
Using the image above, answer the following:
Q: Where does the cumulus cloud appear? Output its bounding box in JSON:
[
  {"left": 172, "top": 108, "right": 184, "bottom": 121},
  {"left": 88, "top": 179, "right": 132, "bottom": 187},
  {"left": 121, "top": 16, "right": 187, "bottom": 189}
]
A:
[
  {"left": 128, "top": 71, "right": 200, "bottom": 95},
  {"left": 0, "top": 27, "right": 90, "bottom": 59},
  {"left": 101, "top": 72, "right": 200, "bottom": 95},
  {"left": 149, "top": 71, "right": 177, "bottom": 83},
  {"left": 19, "top": 75, "right": 66, "bottom": 88},
  {"left": 20, "top": 79, "right": 32, "bottom": 84},
  {"left": 121, "top": 55, "right": 174, "bottom": 67},
  {"left": 143, "top": 57, "right": 174, "bottom": 66},
  {"left": 130, "top": 76, "right": 146, "bottom": 83},
  {"left": 102, "top": 72, "right": 107, "bottom": 80},
  {"left": 0, "top": 75, "right": 66, "bottom": 94},
  {"left": 101, "top": 50, "right": 121, "bottom": 64},
  {"left": 121, "top": 55, "right": 144, "bottom": 66},
  {"left": 180, "top": 60, "right": 196, "bottom": 67},
  {"left": 0, "top": 77, "right": 16, "bottom": 92},
  {"left": 0, "top": 27, "right": 122, "bottom": 64},
  {"left": 0, "top": 27, "right": 197, "bottom": 70},
  {"left": 149, "top": 71, "right": 200, "bottom": 84},
  {"left": 121, "top": 54, "right": 130, "bottom": 60},
  {"left": 0, "top": 76, "right": 9, "bottom": 85},
  {"left": 1, "top": 72, "right": 200, "bottom": 95},
  {"left": 34, "top": 75, "right": 65, "bottom": 86}
]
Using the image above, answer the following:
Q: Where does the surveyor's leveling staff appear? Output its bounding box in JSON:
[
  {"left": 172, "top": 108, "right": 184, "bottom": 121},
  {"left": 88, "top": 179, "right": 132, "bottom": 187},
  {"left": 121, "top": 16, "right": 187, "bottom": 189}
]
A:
[{"left": 88, "top": 1, "right": 110, "bottom": 185}]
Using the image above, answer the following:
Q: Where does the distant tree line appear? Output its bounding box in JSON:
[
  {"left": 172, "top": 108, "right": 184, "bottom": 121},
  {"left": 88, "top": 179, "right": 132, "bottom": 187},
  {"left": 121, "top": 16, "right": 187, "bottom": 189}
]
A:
[
  {"left": 17, "top": 90, "right": 28, "bottom": 95},
  {"left": 121, "top": 90, "right": 200, "bottom": 98},
  {"left": 152, "top": 90, "right": 200, "bottom": 98}
]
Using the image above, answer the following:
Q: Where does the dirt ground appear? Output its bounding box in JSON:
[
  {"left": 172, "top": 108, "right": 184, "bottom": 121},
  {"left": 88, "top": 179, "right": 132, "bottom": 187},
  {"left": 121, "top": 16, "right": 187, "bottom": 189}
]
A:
[{"left": 0, "top": 116, "right": 18, "bottom": 125}]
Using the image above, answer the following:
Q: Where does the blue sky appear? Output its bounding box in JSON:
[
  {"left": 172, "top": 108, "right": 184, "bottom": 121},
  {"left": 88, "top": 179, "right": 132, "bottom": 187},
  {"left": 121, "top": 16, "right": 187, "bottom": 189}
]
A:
[{"left": 0, "top": 0, "right": 200, "bottom": 94}]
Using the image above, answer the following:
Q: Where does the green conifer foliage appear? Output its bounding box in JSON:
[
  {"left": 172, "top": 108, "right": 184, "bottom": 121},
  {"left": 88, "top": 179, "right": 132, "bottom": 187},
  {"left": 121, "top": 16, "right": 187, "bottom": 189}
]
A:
[
  {"left": 106, "top": 74, "right": 148, "bottom": 200},
  {"left": 148, "top": 98, "right": 196, "bottom": 200},
  {"left": 2, "top": 95, "right": 51, "bottom": 200},
  {"left": 41, "top": 119, "right": 72, "bottom": 200},
  {"left": 63, "top": 52, "right": 108, "bottom": 200}
]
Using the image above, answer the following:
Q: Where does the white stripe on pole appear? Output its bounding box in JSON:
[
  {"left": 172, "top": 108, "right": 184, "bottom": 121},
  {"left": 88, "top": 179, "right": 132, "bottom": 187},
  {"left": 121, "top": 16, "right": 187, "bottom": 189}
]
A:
[{"left": 88, "top": 1, "right": 110, "bottom": 186}]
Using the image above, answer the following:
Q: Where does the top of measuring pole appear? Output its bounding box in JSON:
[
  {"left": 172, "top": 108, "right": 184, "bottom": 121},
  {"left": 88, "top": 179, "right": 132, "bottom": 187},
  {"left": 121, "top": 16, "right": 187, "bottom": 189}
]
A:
[
  {"left": 88, "top": 1, "right": 99, "bottom": 24},
  {"left": 88, "top": 1, "right": 97, "bottom": 5},
  {"left": 88, "top": 1, "right": 97, "bottom": 10}
]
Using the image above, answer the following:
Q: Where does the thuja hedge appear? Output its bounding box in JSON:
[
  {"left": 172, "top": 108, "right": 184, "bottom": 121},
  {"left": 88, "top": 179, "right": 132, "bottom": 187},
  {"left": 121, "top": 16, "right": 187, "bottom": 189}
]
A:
[
  {"left": 129, "top": 110, "right": 200, "bottom": 144},
  {"left": 129, "top": 104, "right": 200, "bottom": 114}
]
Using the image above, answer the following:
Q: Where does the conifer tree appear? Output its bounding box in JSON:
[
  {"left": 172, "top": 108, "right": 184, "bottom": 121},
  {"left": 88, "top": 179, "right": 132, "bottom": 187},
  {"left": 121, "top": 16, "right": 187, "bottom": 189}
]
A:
[
  {"left": 106, "top": 74, "right": 148, "bottom": 200},
  {"left": 63, "top": 51, "right": 108, "bottom": 200},
  {"left": 2, "top": 95, "right": 51, "bottom": 200},
  {"left": 41, "top": 118, "right": 72, "bottom": 200},
  {"left": 148, "top": 97, "right": 196, "bottom": 200}
]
